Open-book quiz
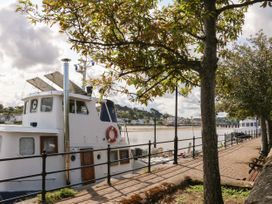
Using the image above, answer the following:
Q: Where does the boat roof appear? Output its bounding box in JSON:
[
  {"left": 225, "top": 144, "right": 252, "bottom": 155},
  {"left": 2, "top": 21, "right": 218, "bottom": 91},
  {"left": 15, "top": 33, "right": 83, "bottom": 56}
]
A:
[
  {"left": 0, "top": 125, "right": 59, "bottom": 134},
  {"left": 22, "top": 90, "right": 99, "bottom": 102}
]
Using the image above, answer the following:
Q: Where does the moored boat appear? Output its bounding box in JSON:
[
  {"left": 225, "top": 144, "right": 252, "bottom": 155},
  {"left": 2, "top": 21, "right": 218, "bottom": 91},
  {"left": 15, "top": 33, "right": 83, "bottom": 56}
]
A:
[{"left": 0, "top": 61, "right": 132, "bottom": 198}]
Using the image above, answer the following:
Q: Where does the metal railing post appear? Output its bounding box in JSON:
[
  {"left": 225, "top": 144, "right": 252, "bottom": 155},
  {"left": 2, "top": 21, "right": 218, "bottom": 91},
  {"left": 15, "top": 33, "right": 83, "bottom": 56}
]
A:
[
  {"left": 231, "top": 134, "right": 233, "bottom": 146},
  {"left": 224, "top": 134, "right": 227, "bottom": 149},
  {"left": 41, "top": 151, "right": 47, "bottom": 204},
  {"left": 107, "top": 144, "right": 111, "bottom": 186},
  {"left": 173, "top": 136, "right": 178, "bottom": 164},
  {"left": 148, "top": 140, "right": 151, "bottom": 173},
  {"left": 192, "top": 136, "right": 195, "bottom": 159},
  {"left": 154, "top": 118, "right": 157, "bottom": 148}
]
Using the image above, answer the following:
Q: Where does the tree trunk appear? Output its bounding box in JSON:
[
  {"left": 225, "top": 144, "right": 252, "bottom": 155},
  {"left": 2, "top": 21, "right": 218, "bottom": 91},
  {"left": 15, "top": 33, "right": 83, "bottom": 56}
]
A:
[
  {"left": 267, "top": 119, "right": 272, "bottom": 151},
  {"left": 200, "top": 1, "right": 223, "bottom": 204},
  {"left": 201, "top": 71, "right": 223, "bottom": 204},
  {"left": 260, "top": 116, "right": 268, "bottom": 156}
]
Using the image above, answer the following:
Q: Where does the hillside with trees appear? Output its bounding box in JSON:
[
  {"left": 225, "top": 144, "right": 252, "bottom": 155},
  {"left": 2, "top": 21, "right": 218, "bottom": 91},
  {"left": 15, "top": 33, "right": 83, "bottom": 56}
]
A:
[{"left": 115, "top": 104, "right": 165, "bottom": 122}]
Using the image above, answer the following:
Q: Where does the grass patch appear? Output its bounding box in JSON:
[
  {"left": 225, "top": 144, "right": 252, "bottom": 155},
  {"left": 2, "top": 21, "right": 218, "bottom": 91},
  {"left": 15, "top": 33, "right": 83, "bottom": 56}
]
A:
[
  {"left": 221, "top": 186, "right": 250, "bottom": 199},
  {"left": 160, "top": 184, "right": 250, "bottom": 204},
  {"left": 186, "top": 184, "right": 249, "bottom": 199},
  {"left": 121, "top": 178, "right": 250, "bottom": 204},
  {"left": 38, "top": 188, "right": 76, "bottom": 204}
]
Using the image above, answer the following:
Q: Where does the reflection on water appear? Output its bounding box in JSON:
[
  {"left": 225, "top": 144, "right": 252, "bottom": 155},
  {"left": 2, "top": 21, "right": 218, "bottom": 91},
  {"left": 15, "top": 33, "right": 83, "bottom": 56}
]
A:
[{"left": 122, "top": 126, "right": 234, "bottom": 153}]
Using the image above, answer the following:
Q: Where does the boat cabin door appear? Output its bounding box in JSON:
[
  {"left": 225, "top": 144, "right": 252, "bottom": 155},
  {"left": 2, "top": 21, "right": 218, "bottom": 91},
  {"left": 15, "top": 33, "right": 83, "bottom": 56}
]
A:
[{"left": 80, "top": 148, "right": 95, "bottom": 184}]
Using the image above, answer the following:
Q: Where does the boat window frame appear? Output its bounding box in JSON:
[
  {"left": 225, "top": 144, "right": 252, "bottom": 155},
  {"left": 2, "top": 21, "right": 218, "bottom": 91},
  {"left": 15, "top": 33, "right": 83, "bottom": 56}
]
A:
[
  {"left": 69, "top": 99, "right": 76, "bottom": 113},
  {"left": 119, "top": 149, "right": 130, "bottom": 164},
  {"left": 76, "top": 100, "right": 89, "bottom": 115},
  {"left": 40, "top": 136, "right": 58, "bottom": 154},
  {"left": 19, "top": 137, "right": 35, "bottom": 155},
  {"left": 110, "top": 150, "right": 119, "bottom": 166},
  {"left": 99, "top": 100, "right": 117, "bottom": 123},
  {"left": 30, "top": 99, "right": 39, "bottom": 113},
  {"left": 40, "top": 97, "right": 53, "bottom": 112},
  {"left": 100, "top": 102, "right": 111, "bottom": 122},
  {"left": 23, "top": 100, "right": 29, "bottom": 114}
]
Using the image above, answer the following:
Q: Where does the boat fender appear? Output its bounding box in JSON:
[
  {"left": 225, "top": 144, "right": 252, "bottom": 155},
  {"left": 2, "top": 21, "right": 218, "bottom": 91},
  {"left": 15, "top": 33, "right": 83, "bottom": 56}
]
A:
[{"left": 106, "top": 126, "right": 118, "bottom": 143}]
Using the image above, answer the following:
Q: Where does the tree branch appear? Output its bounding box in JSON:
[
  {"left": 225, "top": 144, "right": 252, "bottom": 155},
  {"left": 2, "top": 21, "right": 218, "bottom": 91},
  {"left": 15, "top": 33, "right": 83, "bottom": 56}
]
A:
[
  {"left": 217, "top": 0, "right": 272, "bottom": 14},
  {"left": 137, "top": 71, "right": 175, "bottom": 99},
  {"left": 185, "top": 30, "right": 205, "bottom": 41},
  {"left": 69, "top": 38, "right": 182, "bottom": 58},
  {"left": 69, "top": 38, "right": 202, "bottom": 71}
]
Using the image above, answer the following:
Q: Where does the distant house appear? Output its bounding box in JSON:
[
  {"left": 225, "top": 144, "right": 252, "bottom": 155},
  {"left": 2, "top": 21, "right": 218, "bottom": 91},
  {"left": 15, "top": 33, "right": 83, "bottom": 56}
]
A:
[
  {"left": 14, "top": 114, "right": 23, "bottom": 122},
  {"left": 130, "top": 119, "right": 145, "bottom": 125},
  {"left": 0, "top": 114, "right": 7, "bottom": 123},
  {"left": 0, "top": 114, "right": 22, "bottom": 123},
  {"left": 165, "top": 116, "right": 175, "bottom": 125},
  {"left": 192, "top": 118, "right": 202, "bottom": 126}
]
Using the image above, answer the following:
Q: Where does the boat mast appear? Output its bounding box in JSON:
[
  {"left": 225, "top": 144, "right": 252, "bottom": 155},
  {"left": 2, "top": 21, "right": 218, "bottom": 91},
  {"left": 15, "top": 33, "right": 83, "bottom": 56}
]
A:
[
  {"left": 62, "top": 58, "right": 71, "bottom": 185},
  {"left": 75, "top": 57, "right": 95, "bottom": 91}
]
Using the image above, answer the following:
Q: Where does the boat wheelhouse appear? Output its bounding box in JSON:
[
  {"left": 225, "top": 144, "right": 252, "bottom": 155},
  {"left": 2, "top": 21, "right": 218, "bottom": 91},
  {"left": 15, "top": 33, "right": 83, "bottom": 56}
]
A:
[
  {"left": 234, "top": 118, "right": 260, "bottom": 134},
  {"left": 0, "top": 69, "right": 132, "bottom": 195}
]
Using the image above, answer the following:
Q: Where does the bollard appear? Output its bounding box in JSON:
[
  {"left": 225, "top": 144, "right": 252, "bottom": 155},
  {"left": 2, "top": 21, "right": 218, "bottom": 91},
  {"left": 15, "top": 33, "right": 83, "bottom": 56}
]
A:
[
  {"left": 231, "top": 134, "right": 233, "bottom": 146},
  {"left": 148, "top": 140, "right": 151, "bottom": 173},
  {"left": 41, "top": 151, "right": 47, "bottom": 204},
  {"left": 107, "top": 144, "right": 111, "bottom": 185}
]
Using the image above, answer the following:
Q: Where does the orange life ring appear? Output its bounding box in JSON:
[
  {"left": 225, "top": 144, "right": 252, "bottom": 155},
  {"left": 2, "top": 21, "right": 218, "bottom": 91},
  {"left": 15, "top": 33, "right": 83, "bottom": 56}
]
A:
[{"left": 106, "top": 126, "right": 118, "bottom": 143}]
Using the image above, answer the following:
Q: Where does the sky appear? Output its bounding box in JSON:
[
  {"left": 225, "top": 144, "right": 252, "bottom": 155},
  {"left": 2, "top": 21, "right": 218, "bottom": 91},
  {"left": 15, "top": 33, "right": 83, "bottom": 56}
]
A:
[{"left": 0, "top": 1, "right": 271, "bottom": 118}]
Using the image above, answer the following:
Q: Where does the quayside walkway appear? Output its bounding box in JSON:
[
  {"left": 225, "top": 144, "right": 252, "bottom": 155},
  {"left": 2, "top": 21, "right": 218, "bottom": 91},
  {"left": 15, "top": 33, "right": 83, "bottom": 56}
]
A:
[{"left": 58, "top": 138, "right": 260, "bottom": 204}]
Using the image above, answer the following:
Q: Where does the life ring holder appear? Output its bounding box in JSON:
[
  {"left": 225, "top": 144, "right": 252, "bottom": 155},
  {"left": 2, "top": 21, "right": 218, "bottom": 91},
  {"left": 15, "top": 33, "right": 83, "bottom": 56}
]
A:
[{"left": 106, "top": 126, "right": 118, "bottom": 143}]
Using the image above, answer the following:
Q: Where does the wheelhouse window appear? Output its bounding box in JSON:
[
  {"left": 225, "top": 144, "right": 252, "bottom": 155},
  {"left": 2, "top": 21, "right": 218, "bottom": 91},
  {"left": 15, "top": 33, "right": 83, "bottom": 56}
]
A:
[
  {"left": 30, "top": 99, "right": 38, "bottom": 113},
  {"left": 119, "top": 149, "right": 130, "bottom": 164},
  {"left": 40, "top": 136, "right": 58, "bottom": 154},
  {"left": 19, "top": 137, "right": 35, "bottom": 155},
  {"left": 69, "top": 100, "right": 75, "bottom": 113},
  {"left": 76, "top": 101, "right": 88, "bottom": 114},
  {"left": 110, "top": 151, "right": 118, "bottom": 166},
  {"left": 100, "top": 100, "right": 117, "bottom": 122},
  {"left": 100, "top": 102, "right": 110, "bottom": 122},
  {"left": 107, "top": 100, "right": 117, "bottom": 122},
  {"left": 41, "top": 97, "right": 53, "bottom": 112},
  {"left": 24, "top": 101, "right": 29, "bottom": 114}
]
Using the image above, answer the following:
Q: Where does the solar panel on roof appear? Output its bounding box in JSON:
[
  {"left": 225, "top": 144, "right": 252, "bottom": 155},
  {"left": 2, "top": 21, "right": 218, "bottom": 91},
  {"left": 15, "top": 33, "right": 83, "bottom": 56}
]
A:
[
  {"left": 27, "top": 77, "right": 57, "bottom": 92},
  {"left": 44, "top": 71, "right": 86, "bottom": 95}
]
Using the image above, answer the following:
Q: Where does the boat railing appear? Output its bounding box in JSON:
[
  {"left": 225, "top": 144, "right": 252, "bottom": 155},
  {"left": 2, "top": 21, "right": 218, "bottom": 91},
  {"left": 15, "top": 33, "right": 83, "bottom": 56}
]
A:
[{"left": 0, "top": 129, "right": 261, "bottom": 204}]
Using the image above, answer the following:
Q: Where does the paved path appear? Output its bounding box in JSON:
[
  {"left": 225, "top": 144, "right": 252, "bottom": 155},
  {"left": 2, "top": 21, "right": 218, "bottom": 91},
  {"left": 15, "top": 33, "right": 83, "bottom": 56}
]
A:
[{"left": 58, "top": 138, "right": 261, "bottom": 204}]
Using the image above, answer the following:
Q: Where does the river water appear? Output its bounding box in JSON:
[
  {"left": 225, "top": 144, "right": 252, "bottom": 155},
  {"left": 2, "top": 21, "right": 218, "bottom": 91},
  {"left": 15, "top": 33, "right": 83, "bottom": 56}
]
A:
[{"left": 121, "top": 126, "right": 234, "bottom": 154}]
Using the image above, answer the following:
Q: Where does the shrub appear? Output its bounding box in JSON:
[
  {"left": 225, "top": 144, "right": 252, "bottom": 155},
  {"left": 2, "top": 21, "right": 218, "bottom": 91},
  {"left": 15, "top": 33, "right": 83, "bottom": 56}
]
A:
[{"left": 38, "top": 188, "right": 76, "bottom": 204}]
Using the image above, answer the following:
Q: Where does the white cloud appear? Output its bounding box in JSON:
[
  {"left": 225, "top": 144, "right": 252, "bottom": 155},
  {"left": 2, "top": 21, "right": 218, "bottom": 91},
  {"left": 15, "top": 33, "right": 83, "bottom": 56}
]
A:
[
  {"left": 243, "top": 4, "right": 272, "bottom": 37},
  {"left": 0, "top": 5, "right": 60, "bottom": 70}
]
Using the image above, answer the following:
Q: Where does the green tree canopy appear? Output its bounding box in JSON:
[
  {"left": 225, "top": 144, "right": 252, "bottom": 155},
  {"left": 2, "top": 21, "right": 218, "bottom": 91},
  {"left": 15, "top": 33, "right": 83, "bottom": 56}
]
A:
[
  {"left": 217, "top": 31, "right": 272, "bottom": 155},
  {"left": 217, "top": 31, "right": 272, "bottom": 119},
  {"left": 17, "top": 0, "right": 249, "bottom": 102}
]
